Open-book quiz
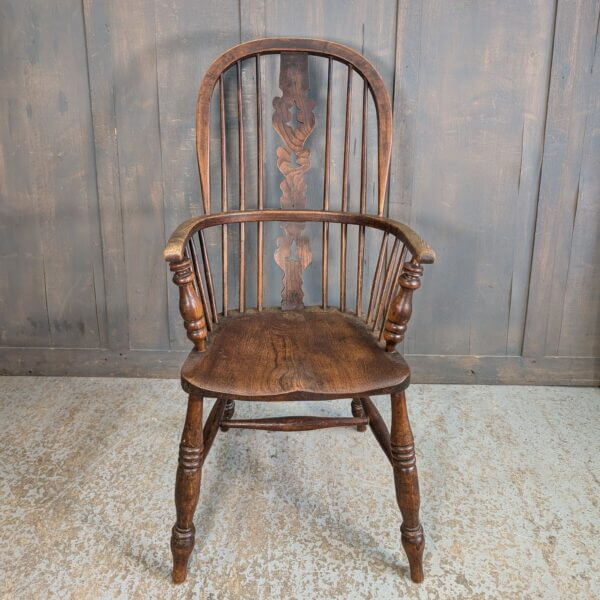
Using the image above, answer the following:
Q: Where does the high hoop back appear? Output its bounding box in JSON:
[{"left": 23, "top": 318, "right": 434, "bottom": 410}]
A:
[
  {"left": 192, "top": 37, "right": 395, "bottom": 313},
  {"left": 196, "top": 38, "right": 393, "bottom": 216}
]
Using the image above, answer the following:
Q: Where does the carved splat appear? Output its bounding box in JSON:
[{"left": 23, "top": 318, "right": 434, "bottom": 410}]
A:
[{"left": 273, "top": 53, "right": 316, "bottom": 309}]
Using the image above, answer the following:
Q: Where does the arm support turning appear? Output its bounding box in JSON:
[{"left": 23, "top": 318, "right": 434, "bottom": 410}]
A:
[
  {"left": 164, "top": 210, "right": 435, "bottom": 265},
  {"left": 170, "top": 259, "right": 207, "bottom": 352},
  {"left": 383, "top": 258, "right": 424, "bottom": 353}
]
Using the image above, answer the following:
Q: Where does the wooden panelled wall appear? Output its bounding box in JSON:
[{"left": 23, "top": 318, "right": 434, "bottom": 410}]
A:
[{"left": 1, "top": 0, "right": 598, "bottom": 385}]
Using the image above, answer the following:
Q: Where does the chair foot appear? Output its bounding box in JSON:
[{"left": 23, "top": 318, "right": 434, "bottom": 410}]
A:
[
  {"left": 391, "top": 391, "right": 425, "bottom": 583},
  {"left": 171, "top": 524, "right": 195, "bottom": 583},
  {"left": 351, "top": 398, "right": 367, "bottom": 432},
  {"left": 401, "top": 523, "right": 425, "bottom": 583},
  {"left": 220, "top": 399, "right": 235, "bottom": 431},
  {"left": 171, "top": 394, "right": 204, "bottom": 584}
]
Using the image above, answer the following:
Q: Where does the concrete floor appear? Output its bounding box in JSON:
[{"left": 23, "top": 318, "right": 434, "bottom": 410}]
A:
[{"left": 0, "top": 378, "right": 598, "bottom": 599}]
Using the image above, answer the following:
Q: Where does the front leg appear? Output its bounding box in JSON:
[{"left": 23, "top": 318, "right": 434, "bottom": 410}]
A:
[
  {"left": 171, "top": 393, "right": 204, "bottom": 584},
  {"left": 391, "top": 390, "right": 425, "bottom": 583}
]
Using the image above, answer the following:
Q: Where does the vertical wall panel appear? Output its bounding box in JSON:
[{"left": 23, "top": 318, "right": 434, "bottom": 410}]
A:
[
  {"left": 1, "top": 0, "right": 598, "bottom": 383},
  {"left": 0, "top": 0, "right": 105, "bottom": 348},
  {"left": 155, "top": 0, "right": 240, "bottom": 348},
  {"left": 82, "top": 0, "right": 130, "bottom": 351},
  {"left": 524, "top": 0, "right": 600, "bottom": 359},
  {"left": 391, "top": 0, "right": 556, "bottom": 357},
  {"left": 109, "top": 0, "right": 170, "bottom": 350}
]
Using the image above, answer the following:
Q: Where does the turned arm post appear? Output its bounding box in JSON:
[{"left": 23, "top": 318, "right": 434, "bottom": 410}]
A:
[
  {"left": 169, "top": 258, "right": 207, "bottom": 352},
  {"left": 383, "top": 257, "right": 424, "bottom": 353}
]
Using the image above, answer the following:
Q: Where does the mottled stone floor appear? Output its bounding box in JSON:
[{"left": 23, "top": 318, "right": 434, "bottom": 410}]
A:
[{"left": 0, "top": 378, "right": 598, "bottom": 599}]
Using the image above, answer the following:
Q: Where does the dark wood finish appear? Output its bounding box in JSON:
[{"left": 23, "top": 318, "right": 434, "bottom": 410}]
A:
[
  {"left": 165, "top": 210, "right": 434, "bottom": 265},
  {"left": 356, "top": 80, "right": 368, "bottom": 316},
  {"left": 340, "top": 65, "right": 352, "bottom": 311},
  {"left": 367, "top": 231, "right": 389, "bottom": 323},
  {"left": 391, "top": 391, "right": 425, "bottom": 583},
  {"left": 166, "top": 38, "right": 435, "bottom": 584},
  {"left": 322, "top": 57, "right": 332, "bottom": 309},
  {"left": 201, "top": 398, "right": 226, "bottom": 465},
  {"left": 224, "top": 415, "right": 369, "bottom": 431},
  {"left": 181, "top": 309, "right": 410, "bottom": 401},
  {"left": 351, "top": 398, "right": 367, "bottom": 432},
  {"left": 379, "top": 245, "right": 408, "bottom": 339},
  {"left": 199, "top": 231, "right": 218, "bottom": 324},
  {"left": 169, "top": 259, "right": 206, "bottom": 351},
  {"left": 237, "top": 61, "right": 246, "bottom": 313},
  {"left": 373, "top": 238, "right": 401, "bottom": 330},
  {"left": 256, "top": 54, "right": 264, "bottom": 311},
  {"left": 219, "top": 75, "right": 229, "bottom": 317},
  {"left": 272, "top": 52, "right": 315, "bottom": 309},
  {"left": 384, "top": 258, "right": 424, "bottom": 352},
  {"left": 360, "top": 396, "right": 393, "bottom": 465},
  {"left": 171, "top": 393, "right": 204, "bottom": 584},
  {"left": 220, "top": 399, "right": 235, "bottom": 432},
  {"left": 187, "top": 239, "right": 212, "bottom": 332},
  {"left": 196, "top": 38, "right": 394, "bottom": 217}
]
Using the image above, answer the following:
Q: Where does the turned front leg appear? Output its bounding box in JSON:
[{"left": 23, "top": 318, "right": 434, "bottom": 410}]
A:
[
  {"left": 391, "top": 391, "right": 425, "bottom": 583},
  {"left": 171, "top": 393, "right": 204, "bottom": 584}
]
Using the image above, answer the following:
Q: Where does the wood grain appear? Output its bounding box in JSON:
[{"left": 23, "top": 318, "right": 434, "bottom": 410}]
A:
[
  {"left": 181, "top": 308, "right": 410, "bottom": 401},
  {"left": 272, "top": 52, "right": 315, "bottom": 309}
]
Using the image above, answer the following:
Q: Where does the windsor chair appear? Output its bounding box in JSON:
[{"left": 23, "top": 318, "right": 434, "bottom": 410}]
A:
[{"left": 164, "top": 38, "right": 435, "bottom": 585}]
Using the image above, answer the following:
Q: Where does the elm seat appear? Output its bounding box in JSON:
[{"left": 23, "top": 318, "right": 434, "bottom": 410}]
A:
[{"left": 181, "top": 308, "right": 410, "bottom": 401}]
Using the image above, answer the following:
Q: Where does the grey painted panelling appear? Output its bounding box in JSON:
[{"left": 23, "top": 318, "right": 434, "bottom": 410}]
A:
[
  {"left": 0, "top": 0, "right": 106, "bottom": 348},
  {"left": 524, "top": 0, "right": 600, "bottom": 359},
  {"left": 110, "top": 0, "right": 171, "bottom": 350},
  {"left": 0, "top": 0, "right": 598, "bottom": 383},
  {"left": 155, "top": 0, "right": 241, "bottom": 349},
  {"left": 391, "top": 0, "right": 556, "bottom": 357}
]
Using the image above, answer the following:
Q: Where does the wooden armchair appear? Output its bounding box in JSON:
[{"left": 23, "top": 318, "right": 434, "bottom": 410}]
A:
[{"left": 164, "top": 38, "right": 435, "bottom": 585}]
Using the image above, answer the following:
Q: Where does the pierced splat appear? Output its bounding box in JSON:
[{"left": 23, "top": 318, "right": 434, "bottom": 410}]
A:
[{"left": 272, "top": 52, "right": 316, "bottom": 309}]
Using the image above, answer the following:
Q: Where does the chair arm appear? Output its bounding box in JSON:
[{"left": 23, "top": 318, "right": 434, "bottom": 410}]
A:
[{"left": 164, "top": 209, "right": 436, "bottom": 265}]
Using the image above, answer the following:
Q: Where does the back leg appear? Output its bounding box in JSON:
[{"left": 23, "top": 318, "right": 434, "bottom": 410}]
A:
[
  {"left": 220, "top": 399, "right": 235, "bottom": 431},
  {"left": 351, "top": 398, "right": 367, "bottom": 432}
]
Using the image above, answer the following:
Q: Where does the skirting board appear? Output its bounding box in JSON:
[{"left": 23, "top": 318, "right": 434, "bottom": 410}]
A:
[{"left": 1, "top": 348, "right": 598, "bottom": 386}]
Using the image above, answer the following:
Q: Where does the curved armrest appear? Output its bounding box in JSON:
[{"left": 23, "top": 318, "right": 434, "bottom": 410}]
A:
[{"left": 164, "top": 209, "right": 436, "bottom": 264}]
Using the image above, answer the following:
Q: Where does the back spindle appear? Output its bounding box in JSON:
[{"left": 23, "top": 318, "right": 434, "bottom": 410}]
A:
[
  {"left": 237, "top": 60, "right": 246, "bottom": 312},
  {"left": 356, "top": 78, "right": 368, "bottom": 316},
  {"left": 340, "top": 64, "right": 353, "bottom": 311},
  {"left": 198, "top": 232, "right": 218, "bottom": 324},
  {"left": 256, "top": 54, "right": 264, "bottom": 311},
  {"left": 367, "top": 231, "right": 389, "bottom": 324},
  {"left": 219, "top": 75, "right": 228, "bottom": 316},
  {"left": 187, "top": 238, "right": 212, "bottom": 331},
  {"left": 373, "top": 237, "right": 400, "bottom": 331},
  {"left": 322, "top": 57, "right": 332, "bottom": 309}
]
